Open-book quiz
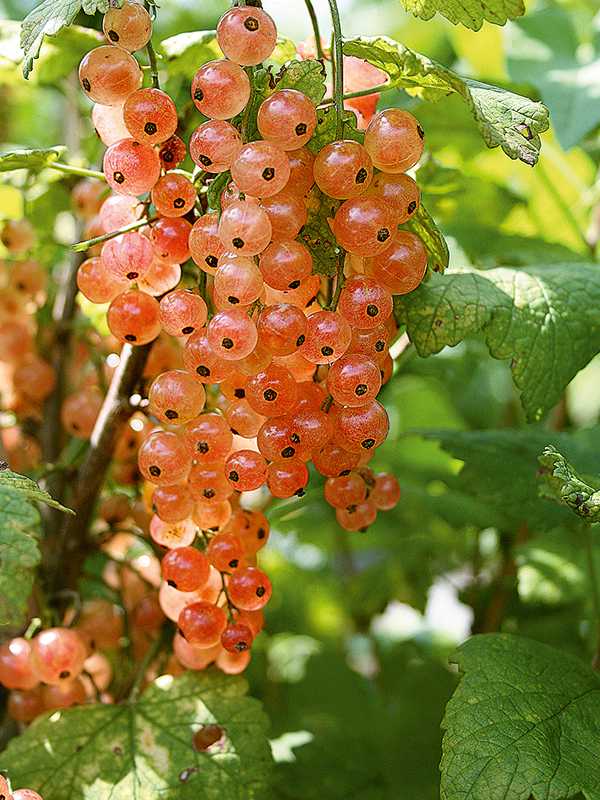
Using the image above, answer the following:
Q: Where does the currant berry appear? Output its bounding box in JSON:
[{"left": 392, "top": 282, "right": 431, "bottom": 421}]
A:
[
  {"left": 260, "top": 191, "right": 308, "bottom": 241},
  {"left": 324, "top": 472, "right": 367, "bottom": 509},
  {"left": 364, "top": 109, "right": 424, "bottom": 173},
  {"left": 336, "top": 499, "right": 377, "bottom": 531},
  {"left": 103, "top": 138, "right": 161, "bottom": 196},
  {"left": 103, "top": 1, "right": 152, "bottom": 51},
  {"left": 188, "top": 463, "right": 233, "bottom": 504},
  {"left": 335, "top": 198, "right": 394, "bottom": 257},
  {"left": 299, "top": 310, "right": 351, "bottom": 364},
  {"left": 138, "top": 430, "right": 191, "bottom": 485},
  {"left": 285, "top": 147, "right": 315, "bottom": 196},
  {"left": 152, "top": 484, "right": 194, "bottom": 523},
  {"left": 159, "top": 289, "right": 207, "bottom": 337},
  {"left": 190, "top": 120, "right": 242, "bottom": 173},
  {"left": 216, "top": 647, "right": 251, "bottom": 674},
  {"left": 149, "top": 370, "right": 206, "bottom": 425},
  {"left": 183, "top": 414, "right": 233, "bottom": 462},
  {"left": 8, "top": 687, "right": 44, "bottom": 723},
  {"left": 191, "top": 60, "right": 251, "bottom": 119},
  {"left": 108, "top": 290, "right": 161, "bottom": 345},
  {"left": 151, "top": 174, "right": 197, "bottom": 218},
  {"left": 337, "top": 400, "right": 389, "bottom": 453},
  {"left": 259, "top": 240, "right": 313, "bottom": 290},
  {"left": 150, "top": 515, "right": 197, "bottom": 548},
  {"left": 216, "top": 6, "right": 277, "bottom": 66},
  {"left": 151, "top": 217, "right": 191, "bottom": 264},
  {"left": 293, "top": 381, "right": 327, "bottom": 413},
  {"left": 193, "top": 500, "right": 232, "bottom": 532},
  {"left": 338, "top": 275, "right": 393, "bottom": 329},
  {"left": 257, "top": 417, "right": 294, "bottom": 461},
  {"left": 221, "top": 623, "right": 253, "bottom": 653},
  {"left": 207, "top": 533, "right": 244, "bottom": 572},
  {"left": 61, "top": 389, "right": 102, "bottom": 439},
  {"left": 92, "top": 102, "right": 130, "bottom": 146},
  {"left": 225, "top": 449, "right": 268, "bottom": 491},
  {"left": 258, "top": 89, "right": 317, "bottom": 150},
  {"left": 371, "top": 472, "right": 401, "bottom": 510},
  {"left": 139, "top": 259, "right": 181, "bottom": 295},
  {"left": 31, "top": 628, "right": 87, "bottom": 685},
  {"left": 228, "top": 566, "right": 272, "bottom": 610},
  {"left": 123, "top": 87, "right": 178, "bottom": 144},
  {"left": 313, "top": 140, "right": 373, "bottom": 199},
  {"left": 348, "top": 324, "right": 390, "bottom": 366},
  {"left": 231, "top": 141, "right": 291, "bottom": 199},
  {"left": 257, "top": 303, "right": 307, "bottom": 356},
  {"left": 162, "top": 547, "right": 210, "bottom": 592},
  {"left": 369, "top": 172, "right": 420, "bottom": 224},
  {"left": 287, "top": 409, "right": 333, "bottom": 459},
  {"left": 173, "top": 633, "right": 221, "bottom": 670},
  {"left": 267, "top": 459, "right": 309, "bottom": 498},
  {"left": 41, "top": 678, "right": 86, "bottom": 711},
  {"left": 79, "top": 46, "right": 141, "bottom": 105},
  {"left": 246, "top": 364, "right": 298, "bottom": 416},
  {"left": 72, "top": 179, "right": 105, "bottom": 220},
  {"left": 189, "top": 213, "right": 226, "bottom": 275},
  {"left": 224, "top": 398, "right": 265, "bottom": 438},
  {"left": 207, "top": 309, "right": 258, "bottom": 361},
  {"left": 99, "top": 194, "right": 141, "bottom": 233},
  {"left": 159, "top": 134, "right": 187, "bottom": 171},
  {"left": 214, "top": 256, "right": 264, "bottom": 306},
  {"left": 0, "top": 638, "right": 39, "bottom": 690},
  {"left": 101, "top": 231, "right": 154, "bottom": 282},
  {"left": 327, "top": 353, "right": 381, "bottom": 407},
  {"left": 183, "top": 330, "right": 235, "bottom": 382},
  {"left": 178, "top": 601, "right": 227, "bottom": 646},
  {"left": 13, "top": 357, "right": 56, "bottom": 403},
  {"left": 367, "top": 231, "right": 427, "bottom": 295},
  {"left": 312, "top": 441, "right": 360, "bottom": 477},
  {"left": 219, "top": 201, "right": 272, "bottom": 256}
]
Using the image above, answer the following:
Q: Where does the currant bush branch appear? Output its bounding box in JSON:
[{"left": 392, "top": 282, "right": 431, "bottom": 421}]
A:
[{"left": 72, "top": 215, "right": 157, "bottom": 252}]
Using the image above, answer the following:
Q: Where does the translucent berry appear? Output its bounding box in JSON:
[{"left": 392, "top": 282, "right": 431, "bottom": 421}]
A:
[
  {"left": 101, "top": 231, "right": 154, "bottom": 282},
  {"left": 207, "top": 533, "right": 244, "bottom": 572},
  {"left": 31, "top": 628, "right": 87, "bottom": 685},
  {"left": 149, "top": 369, "right": 206, "bottom": 425},
  {"left": 224, "top": 398, "right": 265, "bottom": 438},
  {"left": 336, "top": 499, "right": 377, "bottom": 531},
  {"left": 246, "top": 364, "right": 298, "bottom": 416},
  {"left": 367, "top": 231, "right": 427, "bottom": 295},
  {"left": 285, "top": 147, "right": 315, "bottom": 196},
  {"left": 221, "top": 622, "right": 253, "bottom": 653},
  {"left": 178, "top": 601, "right": 227, "bottom": 647},
  {"left": 7, "top": 687, "right": 44, "bottom": 723},
  {"left": 225, "top": 449, "right": 267, "bottom": 491},
  {"left": 232, "top": 510, "right": 270, "bottom": 555},
  {"left": 92, "top": 102, "right": 130, "bottom": 145},
  {"left": 338, "top": 275, "right": 393, "bottom": 329},
  {"left": 162, "top": 547, "right": 210, "bottom": 592},
  {"left": 159, "top": 290, "right": 207, "bottom": 337},
  {"left": 371, "top": 472, "right": 401, "bottom": 510},
  {"left": 151, "top": 217, "right": 191, "bottom": 263},
  {"left": 348, "top": 324, "right": 390, "bottom": 366},
  {"left": 193, "top": 500, "right": 232, "bottom": 532},
  {"left": 231, "top": 141, "right": 290, "bottom": 200},
  {"left": 327, "top": 353, "right": 381, "bottom": 407},
  {"left": 257, "top": 303, "right": 307, "bottom": 356},
  {"left": 216, "top": 647, "right": 251, "bottom": 674},
  {"left": 300, "top": 310, "right": 351, "bottom": 364},
  {"left": 287, "top": 409, "right": 333, "bottom": 459},
  {"left": 364, "top": 109, "right": 424, "bottom": 173},
  {"left": 267, "top": 459, "right": 309, "bottom": 498},
  {"left": 228, "top": 566, "right": 272, "bottom": 610},
  {"left": 324, "top": 472, "right": 367, "bottom": 509},
  {"left": 79, "top": 46, "right": 141, "bottom": 105},
  {"left": 188, "top": 463, "right": 233, "bottom": 504},
  {"left": 13, "top": 356, "right": 56, "bottom": 403},
  {"left": 207, "top": 309, "right": 258, "bottom": 361},
  {"left": 313, "top": 140, "right": 373, "bottom": 199},
  {"left": 337, "top": 400, "right": 389, "bottom": 453},
  {"left": 259, "top": 240, "right": 312, "bottom": 291},
  {"left": 108, "top": 290, "right": 161, "bottom": 345},
  {"left": 218, "top": 201, "right": 272, "bottom": 256},
  {"left": 216, "top": 6, "right": 277, "bottom": 65},
  {"left": 214, "top": 256, "right": 264, "bottom": 306},
  {"left": 0, "top": 637, "right": 39, "bottom": 690},
  {"left": 260, "top": 191, "right": 307, "bottom": 241},
  {"left": 41, "top": 677, "right": 86, "bottom": 711},
  {"left": 61, "top": 388, "right": 103, "bottom": 439},
  {"left": 183, "top": 330, "right": 235, "bottom": 382},
  {"left": 103, "top": 1, "right": 152, "bottom": 51},
  {"left": 189, "top": 213, "right": 226, "bottom": 275},
  {"left": 191, "top": 60, "right": 251, "bottom": 119},
  {"left": 312, "top": 441, "right": 359, "bottom": 477},
  {"left": 183, "top": 414, "right": 232, "bottom": 462},
  {"left": 123, "top": 87, "right": 178, "bottom": 145},
  {"left": 72, "top": 178, "right": 105, "bottom": 220},
  {"left": 139, "top": 259, "right": 181, "bottom": 295},
  {"left": 369, "top": 172, "right": 420, "bottom": 224},
  {"left": 151, "top": 173, "right": 197, "bottom": 218},
  {"left": 152, "top": 484, "right": 194, "bottom": 523},
  {"left": 150, "top": 515, "right": 197, "bottom": 548},
  {"left": 332, "top": 196, "right": 395, "bottom": 256},
  {"left": 258, "top": 89, "right": 317, "bottom": 150},
  {"left": 99, "top": 194, "right": 141, "bottom": 233},
  {"left": 190, "top": 120, "right": 242, "bottom": 173},
  {"left": 103, "top": 138, "right": 161, "bottom": 196},
  {"left": 138, "top": 430, "right": 191, "bottom": 485}
]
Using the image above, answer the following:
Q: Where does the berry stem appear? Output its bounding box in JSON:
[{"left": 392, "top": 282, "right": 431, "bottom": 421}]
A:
[
  {"left": 327, "top": 0, "right": 345, "bottom": 139},
  {"left": 72, "top": 215, "right": 157, "bottom": 252},
  {"left": 145, "top": 1, "right": 160, "bottom": 90},
  {"left": 585, "top": 527, "right": 600, "bottom": 671},
  {"left": 328, "top": 250, "right": 346, "bottom": 310},
  {"left": 320, "top": 82, "right": 392, "bottom": 106},
  {"left": 53, "top": 342, "right": 153, "bottom": 592},
  {"left": 303, "top": 0, "right": 325, "bottom": 61},
  {"left": 129, "top": 624, "right": 170, "bottom": 702},
  {"left": 50, "top": 162, "right": 106, "bottom": 181}
]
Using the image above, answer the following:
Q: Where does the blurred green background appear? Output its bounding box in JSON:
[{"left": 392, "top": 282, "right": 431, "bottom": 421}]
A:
[{"left": 3, "top": 0, "right": 600, "bottom": 796}]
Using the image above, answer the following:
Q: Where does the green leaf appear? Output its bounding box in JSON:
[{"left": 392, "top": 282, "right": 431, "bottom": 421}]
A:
[
  {"left": 299, "top": 188, "right": 340, "bottom": 277},
  {"left": 3, "top": 670, "right": 273, "bottom": 799},
  {"left": 0, "top": 486, "right": 41, "bottom": 628},
  {"left": 160, "top": 30, "right": 221, "bottom": 77},
  {"left": 0, "top": 146, "right": 66, "bottom": 173},
  {"left": 405, "top": 204, "right": 449, "bottom": 274},
  {"left": 272, "top": 59, "right": 326, "bottom": 104},
  {"left": 538, "top": 446, "right": 600, "bottom": 522},
  {"left": 343, "top": 37, "right": 549, "bottom": 166},
  {"left": 395, "top": 263, "right": 600, "bottom": 421},
  {"left": 20, "top": 0, "right": 121, "bottom": 79},
  {"left": 307, "top": 107, "right": 362, "bottom": 154},
  {"left": 441, "top": 633, "right": 600, "bottom": 800},
  {"left": 0, "top": 468, "right": 74, "bottom": 514},
  {"left": 400, "top": 0, "right": 524, "bottom": 31}
]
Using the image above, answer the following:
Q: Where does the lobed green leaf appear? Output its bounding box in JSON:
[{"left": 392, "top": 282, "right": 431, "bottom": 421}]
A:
[
  {"left": 0, "top": 146, "right": 66, "bottom": 173},
  {"left": 343, "top": 37, "right": 549, "bottom": 166},
  {"left": 538, "top": 446, "right": 600, "bottom": 522},
  {"left": 400, "top": 0, "right": 525, "bottom": 31}
]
